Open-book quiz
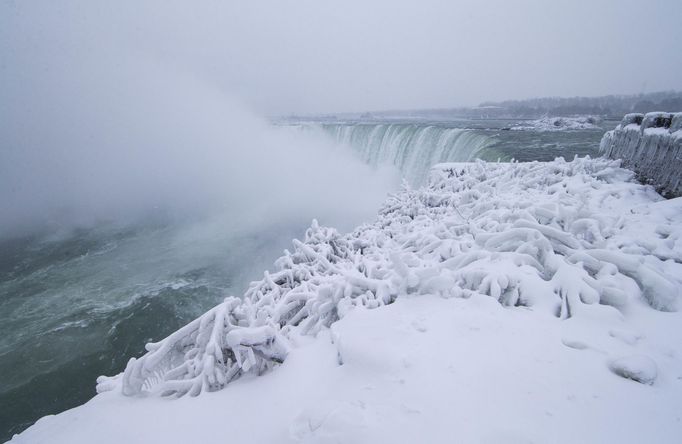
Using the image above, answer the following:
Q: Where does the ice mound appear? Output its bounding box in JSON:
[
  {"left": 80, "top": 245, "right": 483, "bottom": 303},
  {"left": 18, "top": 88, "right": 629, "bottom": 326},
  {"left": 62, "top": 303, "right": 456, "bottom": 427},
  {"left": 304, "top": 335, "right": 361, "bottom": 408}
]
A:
[
  {"left": 510, "top": 116, "right": 601, "bottom": 131},
  {"left": 95, "top": 157, "right": 682, "bottom": 398},
  {"left": 600, "top": 112, "right": 682, "bottom": 197},
  {"left": 609, "top": 355, "right": 658, "bottom": 385}
]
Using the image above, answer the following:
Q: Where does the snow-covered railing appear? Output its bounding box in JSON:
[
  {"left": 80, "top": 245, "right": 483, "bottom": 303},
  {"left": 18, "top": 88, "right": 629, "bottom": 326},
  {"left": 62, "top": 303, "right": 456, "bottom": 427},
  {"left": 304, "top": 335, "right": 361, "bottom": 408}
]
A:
[
  {"left": 96, "top": 157, "right": 681, "bottom": 398},
  {"left": 600, "top": 112, "right": 682, "bottom": 197}
]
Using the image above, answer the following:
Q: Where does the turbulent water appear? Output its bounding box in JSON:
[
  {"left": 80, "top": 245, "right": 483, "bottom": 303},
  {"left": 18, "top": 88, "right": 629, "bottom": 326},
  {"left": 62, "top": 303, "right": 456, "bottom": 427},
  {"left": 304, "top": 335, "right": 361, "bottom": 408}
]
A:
[
  {"left": 0, "top": 117, "right": 611, "bottom": 441},
  {"left": 0, "top": 218, "right": 306, "bottom": 439}
]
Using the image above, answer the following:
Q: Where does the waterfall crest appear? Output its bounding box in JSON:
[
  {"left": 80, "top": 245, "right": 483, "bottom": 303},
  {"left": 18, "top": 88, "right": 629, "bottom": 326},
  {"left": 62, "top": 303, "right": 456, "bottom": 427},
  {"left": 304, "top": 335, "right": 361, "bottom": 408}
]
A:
[{"left": 303, "top": 123, "right": 496, "bottom": 185}]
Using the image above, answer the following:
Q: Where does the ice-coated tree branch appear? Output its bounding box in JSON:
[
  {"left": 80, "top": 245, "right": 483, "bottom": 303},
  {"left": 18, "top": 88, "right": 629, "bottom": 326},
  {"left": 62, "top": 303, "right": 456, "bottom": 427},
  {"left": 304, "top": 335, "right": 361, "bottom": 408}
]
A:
[{"left": 97, "top": 157, "right": 681, "bottom": 397}]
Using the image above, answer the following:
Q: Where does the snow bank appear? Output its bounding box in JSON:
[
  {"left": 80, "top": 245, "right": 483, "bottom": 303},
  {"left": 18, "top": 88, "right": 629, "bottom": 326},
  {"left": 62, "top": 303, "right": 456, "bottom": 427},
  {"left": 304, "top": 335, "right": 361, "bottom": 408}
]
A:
[
  {"left": 510, "top": 116, "right": 601, "bottom": 131},
  {"left": 600, "top": 112, "right": 682, "bottom": 197},
  {"left": 11, "top": 157, "right": 682, "bottom": 443}
]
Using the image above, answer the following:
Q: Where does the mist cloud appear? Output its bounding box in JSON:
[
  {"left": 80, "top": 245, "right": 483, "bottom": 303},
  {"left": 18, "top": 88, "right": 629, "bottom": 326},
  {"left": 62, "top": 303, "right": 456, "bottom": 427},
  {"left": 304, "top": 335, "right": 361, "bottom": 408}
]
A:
[{"left": 0, "top": 47, "right": 398, "bottom": 238}]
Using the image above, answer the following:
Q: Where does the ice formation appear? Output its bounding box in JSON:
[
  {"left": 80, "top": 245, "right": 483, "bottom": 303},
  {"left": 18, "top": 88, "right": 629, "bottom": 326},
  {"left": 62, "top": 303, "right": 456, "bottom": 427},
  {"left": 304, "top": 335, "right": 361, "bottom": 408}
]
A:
[
  {"left": 600, "top": 112, "right": 682, "bottom": 197},
  {"left": 510, "top": 116, "right": 601, "bottom": 131},
  {"left": 96, "top": 156, "right": 682, "bottom": 398}
]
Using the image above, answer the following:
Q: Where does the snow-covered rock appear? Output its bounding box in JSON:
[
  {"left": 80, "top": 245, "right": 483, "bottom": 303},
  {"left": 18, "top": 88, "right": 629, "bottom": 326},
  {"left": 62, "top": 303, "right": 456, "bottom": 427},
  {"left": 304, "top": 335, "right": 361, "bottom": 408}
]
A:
[
  {"left": 11, "top": 157, "right": 682, "bottom": 444},
  {"left": 609, "top": 355, "right": 658, "bottom": 385},
  {"left": 600, "top": 112, "right": 682, "bottom": 197},
  {"left": 510, "top": 116, "right": 601, "bottom": 131}
]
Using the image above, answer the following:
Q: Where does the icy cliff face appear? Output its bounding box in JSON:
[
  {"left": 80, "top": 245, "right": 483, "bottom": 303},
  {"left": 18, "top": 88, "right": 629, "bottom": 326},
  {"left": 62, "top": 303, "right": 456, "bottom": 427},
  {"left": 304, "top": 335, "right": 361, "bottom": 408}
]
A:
[
  {"left": 600, "top": 112, "right": 682, "bottom": 197},
  {"left": 94, "top": 157, "right": 682, "bottom": 399}
]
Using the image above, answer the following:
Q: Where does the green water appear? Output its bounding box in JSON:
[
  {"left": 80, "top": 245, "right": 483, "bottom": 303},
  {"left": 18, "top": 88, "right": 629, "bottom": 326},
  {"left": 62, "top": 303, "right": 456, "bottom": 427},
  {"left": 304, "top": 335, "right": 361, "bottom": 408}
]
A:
[{"left": 0, "top": 220, "right": 303, "bottom": 440}]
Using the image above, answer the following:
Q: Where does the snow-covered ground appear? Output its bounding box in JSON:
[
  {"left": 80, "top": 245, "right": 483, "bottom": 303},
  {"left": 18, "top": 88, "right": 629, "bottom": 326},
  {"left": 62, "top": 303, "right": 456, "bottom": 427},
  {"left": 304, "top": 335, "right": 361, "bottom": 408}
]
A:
[
  {"left": 511, "top": 116, "right": 601, "bottom": 131},
  {"left": 10, "top": 157, "right": 682, "bottom": 444}
]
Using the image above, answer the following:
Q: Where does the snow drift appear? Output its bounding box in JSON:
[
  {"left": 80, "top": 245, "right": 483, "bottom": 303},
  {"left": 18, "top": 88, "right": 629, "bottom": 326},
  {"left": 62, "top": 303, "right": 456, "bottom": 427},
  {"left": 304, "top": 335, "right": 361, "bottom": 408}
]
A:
[
  {"left": 92, "top": 156, "right": 681, "bottom": 399},
  {"left": 600, "top": 112, "right": 682, "bottom": 197}
]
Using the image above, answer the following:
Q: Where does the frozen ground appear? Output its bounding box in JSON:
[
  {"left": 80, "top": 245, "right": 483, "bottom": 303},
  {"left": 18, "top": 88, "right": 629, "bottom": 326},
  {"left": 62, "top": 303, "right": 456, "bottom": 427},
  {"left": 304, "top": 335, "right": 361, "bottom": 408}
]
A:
[{"left": 10, "top": 157, "right": 682, "bottom": 443}]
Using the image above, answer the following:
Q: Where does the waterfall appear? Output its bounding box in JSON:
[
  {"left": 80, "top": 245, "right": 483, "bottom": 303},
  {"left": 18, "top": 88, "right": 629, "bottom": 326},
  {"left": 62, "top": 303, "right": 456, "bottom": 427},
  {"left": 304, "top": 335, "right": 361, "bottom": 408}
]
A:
[{"left": 301, "top": 123, "right": 496, "bottom": 185}]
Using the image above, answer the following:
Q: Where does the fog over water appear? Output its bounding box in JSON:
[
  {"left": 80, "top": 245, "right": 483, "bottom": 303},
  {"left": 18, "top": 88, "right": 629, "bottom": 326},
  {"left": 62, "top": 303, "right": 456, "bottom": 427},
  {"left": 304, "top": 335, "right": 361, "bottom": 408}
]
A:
[{"left": 0, "top": 44, "right": 397, "bottom": 238}]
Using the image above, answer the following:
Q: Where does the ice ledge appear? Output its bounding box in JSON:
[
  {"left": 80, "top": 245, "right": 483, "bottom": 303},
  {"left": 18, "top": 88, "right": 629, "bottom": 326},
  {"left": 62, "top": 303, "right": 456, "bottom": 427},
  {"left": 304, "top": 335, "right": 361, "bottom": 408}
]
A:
[{"left": 600, "top": 112, "right": 682, "bottom": 197}]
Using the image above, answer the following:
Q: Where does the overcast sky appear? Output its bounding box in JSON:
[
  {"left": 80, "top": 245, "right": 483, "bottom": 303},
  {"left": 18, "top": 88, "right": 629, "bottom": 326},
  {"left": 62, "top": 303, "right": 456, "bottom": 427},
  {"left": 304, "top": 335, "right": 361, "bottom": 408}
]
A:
[{"left": 2, "top": 0, "right": 681, "bottom": 114}]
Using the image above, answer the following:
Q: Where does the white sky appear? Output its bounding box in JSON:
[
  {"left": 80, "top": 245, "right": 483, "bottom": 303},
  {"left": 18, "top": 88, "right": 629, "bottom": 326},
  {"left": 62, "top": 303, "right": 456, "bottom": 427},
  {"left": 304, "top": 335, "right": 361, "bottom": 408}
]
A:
[{"left": 2, "top": 0, "right": 681, "bottom": 114}]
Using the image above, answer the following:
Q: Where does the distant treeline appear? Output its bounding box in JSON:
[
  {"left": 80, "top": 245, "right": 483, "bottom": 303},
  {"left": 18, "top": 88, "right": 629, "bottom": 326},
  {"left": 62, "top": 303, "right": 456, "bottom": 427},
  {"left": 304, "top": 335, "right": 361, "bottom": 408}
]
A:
[
  {"left": 366, "top": 91, "right": 682, "bottom": 121},
  {"left": 475, "top": 91, "right": 682, "bottom": 119},
  {"left": 286, "top": 91, "right": 682, "bottom": 122}
]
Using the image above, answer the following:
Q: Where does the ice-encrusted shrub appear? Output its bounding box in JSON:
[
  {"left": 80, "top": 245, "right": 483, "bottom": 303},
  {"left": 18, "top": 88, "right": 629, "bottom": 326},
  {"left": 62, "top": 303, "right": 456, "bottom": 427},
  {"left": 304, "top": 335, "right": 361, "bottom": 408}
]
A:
[{"left": 97, "top": 157, "right": 681, "bottom": 397}]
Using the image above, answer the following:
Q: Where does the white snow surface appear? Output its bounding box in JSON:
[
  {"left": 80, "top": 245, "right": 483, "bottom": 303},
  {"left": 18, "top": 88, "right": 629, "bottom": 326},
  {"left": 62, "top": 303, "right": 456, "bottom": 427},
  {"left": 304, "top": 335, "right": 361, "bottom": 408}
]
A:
[
  {"left": 510, "top": 116, "right": 601, "bottom": 131},
  {"left": 11, "top": 157, "right": 682, "bottom": 444}
]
